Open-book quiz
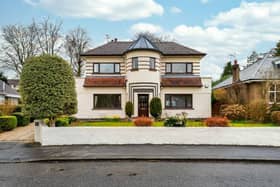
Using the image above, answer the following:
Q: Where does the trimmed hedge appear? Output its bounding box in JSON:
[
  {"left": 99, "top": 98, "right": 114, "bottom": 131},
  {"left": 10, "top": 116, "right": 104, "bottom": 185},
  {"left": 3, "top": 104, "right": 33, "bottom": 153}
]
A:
[
  {"left": 55, "top": 117, "right": 70, "bottom": 127},
  {"left": 150, "top": 97, "right": 162, "bottom": 119},
  {"left": 13, "top": 112, "right": 30, "bottom": 126},
  {"left": 0, "top": 116, "right": 17, "bottom": 131},
  {"left": 125, "top": 101, "right": 134, "bottom": 118}
]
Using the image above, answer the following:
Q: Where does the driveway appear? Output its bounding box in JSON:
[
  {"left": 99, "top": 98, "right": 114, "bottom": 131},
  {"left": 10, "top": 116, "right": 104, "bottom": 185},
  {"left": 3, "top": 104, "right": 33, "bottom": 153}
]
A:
[{"left": 0, "top": 123, "right": 34, "bottom": 143}]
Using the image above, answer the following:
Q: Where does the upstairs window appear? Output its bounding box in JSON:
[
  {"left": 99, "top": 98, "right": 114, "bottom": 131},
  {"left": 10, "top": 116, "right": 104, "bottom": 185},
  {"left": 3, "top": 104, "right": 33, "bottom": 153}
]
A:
[
  {"left": 165, "top": 63, "right": 193, "bottom": 74},
  {"left": 150, "top": 57, "right": 156, "bottom": 70},
  {"left": 269, "top": 83, "right": 280, "bottom": 103},
  {"left": 132, "top": 57, "right": 138, "bottom": 70},
  {"left": 93, "top": 63, "right": 120, "bottom": 74}
]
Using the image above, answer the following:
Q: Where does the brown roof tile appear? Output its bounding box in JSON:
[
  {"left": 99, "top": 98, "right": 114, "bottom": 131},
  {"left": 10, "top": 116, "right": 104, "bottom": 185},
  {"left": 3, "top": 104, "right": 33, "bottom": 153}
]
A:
[
  {"left": 84, "top": 76, "right": 126, "bottom": 87},
  {"left": 161, "top": 77, "right": 203, "bottom": 87}
]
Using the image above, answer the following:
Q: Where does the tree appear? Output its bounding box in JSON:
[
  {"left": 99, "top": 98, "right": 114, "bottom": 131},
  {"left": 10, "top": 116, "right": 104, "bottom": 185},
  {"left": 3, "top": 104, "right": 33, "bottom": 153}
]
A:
[
  {"left": 65, "top": 27, "right": 90, "bottom": 76},
  {"left": 1, "top": 23, "right": 38, "bottom": 74},
  {"left": 0, "top": 72, "right": 8, "bottom": 84},
  {"left": 247, "top": 51, "right": 259, "bottom": 65},
  {"left": 125, "top": 101, "right": 134, "bottom": 119},
  {"left": 150, "top": 97, "right": 162, "bottom": 120},
  {"left": 275, "top": 41, "right": 280, "bottom": 57},
  {"left": 133, "top": 32, "right": 172, "bottom": 42},
  {"left": 221, "top": 61, "right": 232, "bottom": 78},
  {"left": 20, "top": 55, "right": 77, "bottom": 126}
]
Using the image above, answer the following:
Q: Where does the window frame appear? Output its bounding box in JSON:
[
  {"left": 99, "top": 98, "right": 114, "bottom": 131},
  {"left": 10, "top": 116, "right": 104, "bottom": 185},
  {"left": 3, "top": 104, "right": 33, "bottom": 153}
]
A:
[
  {"left": 132, "top": 57, "right": 139, "bottom": 70},
  {"left": 149, "top": 57, "right": 156, "bottom": 70},
  {"left": 268, "top": 83, "right": 280, "bottom": 104},
  {"left": 92, "top": 63, "right": 120, "bottom": 74},
  {"left": 93, "top": 94, "right": 122, "bottom": 110},
  {"left": 165, "top": 63, "right": 193, "bottom": 74},
  {"left": 165, "top": 94, "right": 193, "bottom": 109}
]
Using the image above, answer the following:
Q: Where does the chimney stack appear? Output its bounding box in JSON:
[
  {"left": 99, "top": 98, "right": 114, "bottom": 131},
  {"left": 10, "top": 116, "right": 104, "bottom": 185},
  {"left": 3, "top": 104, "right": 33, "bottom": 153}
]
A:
[
  {"left": 232, "top": 59, "right": 240, "bottom": 83},
  {"left": 114, "top": 38, "right": 118, "bottom": 42}
]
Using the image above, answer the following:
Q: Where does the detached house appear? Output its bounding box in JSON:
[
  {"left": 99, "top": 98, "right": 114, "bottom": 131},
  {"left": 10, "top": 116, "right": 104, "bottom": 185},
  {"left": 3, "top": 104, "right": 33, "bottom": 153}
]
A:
[{"left": 75, "top": 36, "right": 211, "bottom": 119}]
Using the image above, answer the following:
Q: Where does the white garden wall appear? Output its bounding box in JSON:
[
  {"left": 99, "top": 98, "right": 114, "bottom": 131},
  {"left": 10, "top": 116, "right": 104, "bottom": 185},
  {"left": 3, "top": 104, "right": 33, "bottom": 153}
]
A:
[{"left": 36, "top": 125, "right": 280, "bottom": 146}]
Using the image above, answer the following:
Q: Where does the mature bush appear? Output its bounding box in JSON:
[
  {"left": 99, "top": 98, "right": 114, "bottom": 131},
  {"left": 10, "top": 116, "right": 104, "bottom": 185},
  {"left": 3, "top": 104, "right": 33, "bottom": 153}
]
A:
[
  {"left": 270, "top": 103, "right": 280, "bottom": 112},
  {"left": 0, "top": 102, "right": 16, "bottom": 115},
  {"left": 0, "top": 116, "right": 17, "bottom": 131},
  {"left": 150, "top": 97, "right": 162, "bottom": 119},
  {"left": 220, "top": 104, "right": 247, "bottom": 121},
  {"left": 204, "top": 117, "right": 229, "bottom": 127},
  {"left": 271, "top": 111, "right": 280, "bottom": 125},
  {"left": 134, "top": 117, "right": 153, "bottom": 127},
  {"left": 125, "top": 101, "right": 134, "bottom": 118},
  {"left": 20, "top": 55, "right": 77, "bottom": 126},
  {"left": 68, "top": 116, "right": 77, "bottom": 124},
  {"left": 247, "top": 100, "right": 268, "bottom": 122},
  {"left": 12, "top": 112, "right": 30, "bottom": 126},
  {"left": 213, "top": 89, "right": 228, "bottom": 104},
  {"left": 164, "top": 113, "right": 187, "bottom": 127},
  {"left": 55, "top": 117, "right": 70, "bottom": 127}
]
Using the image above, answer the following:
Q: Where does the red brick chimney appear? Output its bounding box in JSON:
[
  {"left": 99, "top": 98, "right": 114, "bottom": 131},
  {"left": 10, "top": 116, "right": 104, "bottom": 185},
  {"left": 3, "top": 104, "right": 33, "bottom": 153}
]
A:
[{"left": 232, "top": 59, "right": 240, "bottom": 83}]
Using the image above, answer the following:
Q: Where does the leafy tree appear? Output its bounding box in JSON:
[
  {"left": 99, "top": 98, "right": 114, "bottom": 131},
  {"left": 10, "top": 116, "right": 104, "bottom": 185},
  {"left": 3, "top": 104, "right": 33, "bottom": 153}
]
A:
[
  {"left": 150, "top": 97, "right": 162, "bottom": 120},
  {"left": 125, "top": 101, "right": 134, "bottom": 118},
  {"left": 20, "top": 54, "right": 77, "bottom": 126},
  {"left": 221, "top": 61, "right": 232, "bottom": 78},
  {"left": 65, "top": 27, "right": 91, "bottom": 77},
  {"left": 275, "top": 41, "right": 280, "bottom": 57},
  {"left": 0, "top": 72, "right": 8, "bottom": 84}
]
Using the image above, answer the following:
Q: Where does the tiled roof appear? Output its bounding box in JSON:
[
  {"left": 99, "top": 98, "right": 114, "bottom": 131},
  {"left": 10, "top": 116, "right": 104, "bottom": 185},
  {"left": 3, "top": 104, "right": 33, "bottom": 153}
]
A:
[
  {"left": 82, "top": 40, "right": 205, "bottom": 56},
  {"left": 83, "top": 76, "right": 126, "bottom": 87},
  {"left": 0, "top": 80, "right": 20, "bottom": 98},
  {"left": 213, "top": 53, "right": 280, "bottom": 89},
  {"left": 161, "top": 77, "right": 203, "bottom": 87}
]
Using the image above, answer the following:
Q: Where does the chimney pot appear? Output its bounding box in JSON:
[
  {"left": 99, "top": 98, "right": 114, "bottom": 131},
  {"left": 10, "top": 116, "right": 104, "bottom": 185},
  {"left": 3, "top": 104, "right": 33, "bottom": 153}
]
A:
[{"left": 114, "top": 38, "right": 118, "bottom": 42}]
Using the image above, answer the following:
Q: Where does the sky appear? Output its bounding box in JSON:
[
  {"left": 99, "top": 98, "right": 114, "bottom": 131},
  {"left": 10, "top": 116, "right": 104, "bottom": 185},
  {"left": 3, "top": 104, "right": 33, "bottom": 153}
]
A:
[{"left": 0, "top": 0, "right": 279, "bottom": 79}]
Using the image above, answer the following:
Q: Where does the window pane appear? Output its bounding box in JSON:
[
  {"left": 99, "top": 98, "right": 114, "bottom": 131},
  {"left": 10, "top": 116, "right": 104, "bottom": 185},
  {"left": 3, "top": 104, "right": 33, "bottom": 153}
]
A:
[
  {"left": 115, "top": 64, "right": 120, "bottom": 73},
  {"left": 276, "top": 84, "right": 280, "bottom": 91},
  {"left": 100, "top": 64, "right": 114, "bottom": 73},
  {"left": 150, "top": 58, "right": 156, "bottom": 69},
  {"left": 166, "top": 64, "right": 171, "bottom": 73},
  {"left": 165, "top": 95, "right": 171, "bottom": 107},
  {"left": 277, "top": 92, "right": 280, "bottom": 103},
  {"left": 132, "top": 57, "right": 138, "bottom": 69},
  {"left": 93, "top": 64, "right": 99, "bottom": 73},
  {"left": 165, "top": 94, "right": 192, "bottom": 109},
  {"left": 172, "top": 64, "right": 186, "bottom": 73},
  {"left": 269, "top": 92, "right": 275, "bottom": 103},
  {"left": 94, "top": 94, "right": 121, "bottom": 109},
  {"left": 171, "top": 95, "right": 186, "bottom": 108},
  {"left": 270, "top": 84, "right": 275, "bottom": 91},
  {"left": 187, "top": 64, "right": 192, "bottom": 73}
]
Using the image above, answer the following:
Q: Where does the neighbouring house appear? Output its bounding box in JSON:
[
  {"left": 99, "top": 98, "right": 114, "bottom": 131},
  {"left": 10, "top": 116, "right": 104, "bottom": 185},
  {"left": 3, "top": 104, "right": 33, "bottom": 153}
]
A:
[
  {"left": 0, "top": 80, "right": 20, "bottom": 105},
  {"left": 75, "top": 36, "right": 212, "bottom": 119},
  {"left": 7, "top": 79, "right": 19, "bottom": 91},
  {"left": 213, "top": 50, "right": 280, "bottom": 105}
]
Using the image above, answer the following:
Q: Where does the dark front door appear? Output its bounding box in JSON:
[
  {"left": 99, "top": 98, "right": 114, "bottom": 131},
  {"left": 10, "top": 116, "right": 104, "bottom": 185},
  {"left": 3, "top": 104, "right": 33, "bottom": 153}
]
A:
[{"left": 138, "top": 94, "right": 149, "bottom": 117}]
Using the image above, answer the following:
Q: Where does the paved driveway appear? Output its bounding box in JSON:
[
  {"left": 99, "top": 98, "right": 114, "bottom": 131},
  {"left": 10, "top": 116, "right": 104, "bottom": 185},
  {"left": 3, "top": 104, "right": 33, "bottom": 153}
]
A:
[{"left": 0, "top": 123, "right": 34, "bottom": 142}]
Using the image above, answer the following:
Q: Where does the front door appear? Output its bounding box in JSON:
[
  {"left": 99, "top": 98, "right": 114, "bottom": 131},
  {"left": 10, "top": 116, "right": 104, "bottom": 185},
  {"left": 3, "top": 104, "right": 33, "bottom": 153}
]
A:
[{"left": 138, "top": 94, "right": 149, "bottom": 117}]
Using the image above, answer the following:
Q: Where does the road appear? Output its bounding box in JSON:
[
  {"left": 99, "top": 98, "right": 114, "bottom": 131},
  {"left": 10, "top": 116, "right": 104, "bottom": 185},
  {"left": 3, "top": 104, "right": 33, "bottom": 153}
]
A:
[{"left": 0, "top": 161, "right": 280, "bottom": 187}]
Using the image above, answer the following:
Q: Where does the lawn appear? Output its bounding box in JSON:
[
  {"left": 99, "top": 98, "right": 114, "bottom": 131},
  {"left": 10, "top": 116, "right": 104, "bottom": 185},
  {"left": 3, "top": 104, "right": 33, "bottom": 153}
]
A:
[{"left": 72, "top": 120, "right": 277, "bottom": 127}]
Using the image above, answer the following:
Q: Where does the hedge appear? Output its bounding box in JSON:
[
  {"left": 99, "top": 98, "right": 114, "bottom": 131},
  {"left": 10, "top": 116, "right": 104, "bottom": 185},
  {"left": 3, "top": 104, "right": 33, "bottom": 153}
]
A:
[
  {"left": 0, "top": 116, "right": 17, "bottom": 131},
  {"left": 12, "top": 112, "right": 30, "bottom": 126}
]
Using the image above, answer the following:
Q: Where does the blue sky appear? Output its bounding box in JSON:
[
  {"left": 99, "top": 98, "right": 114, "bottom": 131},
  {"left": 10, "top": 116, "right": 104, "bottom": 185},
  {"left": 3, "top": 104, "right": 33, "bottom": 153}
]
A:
[{"left": 0, "top": 0, "right": 279, "bottom": 79}]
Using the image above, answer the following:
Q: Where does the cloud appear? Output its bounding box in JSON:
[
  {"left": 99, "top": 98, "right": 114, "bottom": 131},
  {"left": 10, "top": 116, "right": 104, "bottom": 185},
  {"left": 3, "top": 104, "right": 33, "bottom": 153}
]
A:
[
  {"left": 24, "top": 0, "right": 164, "bottom": 21},
  {"left": 170, "top": 6, "right": 182, "bottom": 14},
  {"left": 130, "top": 23, "right": 163, "bottom": 34},
  {"left": 201, "top": 0, "right": 209, "bottom": 4}
]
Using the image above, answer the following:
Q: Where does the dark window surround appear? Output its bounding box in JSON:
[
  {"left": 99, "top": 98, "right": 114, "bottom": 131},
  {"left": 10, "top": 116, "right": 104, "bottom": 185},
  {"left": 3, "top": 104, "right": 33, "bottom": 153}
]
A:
[
  {"left": 93, "top": 94, "right": 122, "bottom": 110},
  {"left": 132, "top": 57, "right": 139, "bottom": 70},
  {"left": 165, "top": 63, "right": 193, "bottom": 74},
  {"left": 93, "top": 63, "right": 120, "bottom": 74},
  {"left": 165, "top": 94, "right": 193, "bottom": 109},
  {"left": 149, "top": 57, "right": 156, "bottom": 70}
]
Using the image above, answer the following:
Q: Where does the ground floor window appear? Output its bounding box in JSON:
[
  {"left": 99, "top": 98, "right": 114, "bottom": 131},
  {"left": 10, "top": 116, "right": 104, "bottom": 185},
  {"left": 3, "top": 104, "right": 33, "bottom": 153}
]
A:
[
  {"left": 93, "top": 94, "right": 121, "bottom": 109},
  {"left": 165, "top": 94, "right": 192, "bottom": 109},
  {"left": 269, "top": 83, "right": 280, "bottom": 103}
]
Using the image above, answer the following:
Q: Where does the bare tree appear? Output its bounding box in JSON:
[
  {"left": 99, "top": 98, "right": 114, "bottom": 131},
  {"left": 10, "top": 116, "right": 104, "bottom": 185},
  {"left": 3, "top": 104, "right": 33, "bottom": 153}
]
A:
[
  {"left": 65, "top": 27, "right": 91, "bottom": 77},
  {"left": 35, "top": 18, "right": 63, "bottom": 55},
  {"left": 0, "top": 23, "right": 38, "bottom": 74},
  {"left": 133, "top": 32, "right": 173, "bottom": 42}
]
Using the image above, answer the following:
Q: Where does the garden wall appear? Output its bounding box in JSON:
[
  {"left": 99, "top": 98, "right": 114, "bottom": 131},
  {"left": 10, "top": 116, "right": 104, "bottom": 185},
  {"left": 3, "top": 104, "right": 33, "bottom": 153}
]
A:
[{"left": 35, "top": 125, "right": 280, "bottom": 146}]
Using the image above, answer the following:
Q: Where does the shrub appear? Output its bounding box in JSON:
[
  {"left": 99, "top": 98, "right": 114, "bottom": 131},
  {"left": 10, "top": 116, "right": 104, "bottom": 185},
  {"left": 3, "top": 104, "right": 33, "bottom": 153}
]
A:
[
  {"left": 271, "top": 111, "right": 280, "bottom": 125},
  {"left": 247, "top": 100, "right": 269, "bottom": 122},
  {"left": 150, "top": 97, "right": 162, "bottom": 119},
  {"left": 164, "top": 113, "right": 187, "bottom": 127},
  {"left": 0, "top": 103, "right": 16, "bottom": 115},
  {"left": 204, "top": 117, "right": 229, "bottom": 127},
  {"left": 13, "top": 104, "right": 23, "bottom": 113},
  {"left": 220, "top": 104, "right": 247, "bottom": 121},
  {"left": 270, "top": 103, "right": 280, "bottom": 112},
  {"left": 213, "top": 89, "right": 228, "bottom": 104},
  {"left": 125, "top": 101, "right": 134, "bottom": 118},
  {"left": 0, "top": 116, "right": 17, "bottom": 131},
  {"left": 68, "top": 116, "right": 77, "bottom": 124},
  {"left": 55, "top": 117, "right": 70, "bottom": 127},
  {"left": 20, "top": 54, "right": 77, "bottom": 126},
  {"left": 12, "top": 112, "right": 30, "bottom": 126},
  {"left": 134, "top": 117, "right": 153, "bottom": 127}
]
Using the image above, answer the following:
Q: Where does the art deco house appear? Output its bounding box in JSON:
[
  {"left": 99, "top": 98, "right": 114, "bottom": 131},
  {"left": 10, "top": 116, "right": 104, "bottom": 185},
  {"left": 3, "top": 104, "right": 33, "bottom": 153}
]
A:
[{"left": 75, "top": 36, "right": 211, "bottom": 119}]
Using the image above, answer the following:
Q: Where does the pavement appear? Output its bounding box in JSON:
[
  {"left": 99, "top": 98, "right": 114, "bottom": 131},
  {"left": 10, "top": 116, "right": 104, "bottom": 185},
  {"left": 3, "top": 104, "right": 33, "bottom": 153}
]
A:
[
  {"left": 0, "top": 123, "right": 34, "bottom": 142},
  {"left": 2, "top": 142, "right": 280, "bottom": 163}
]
